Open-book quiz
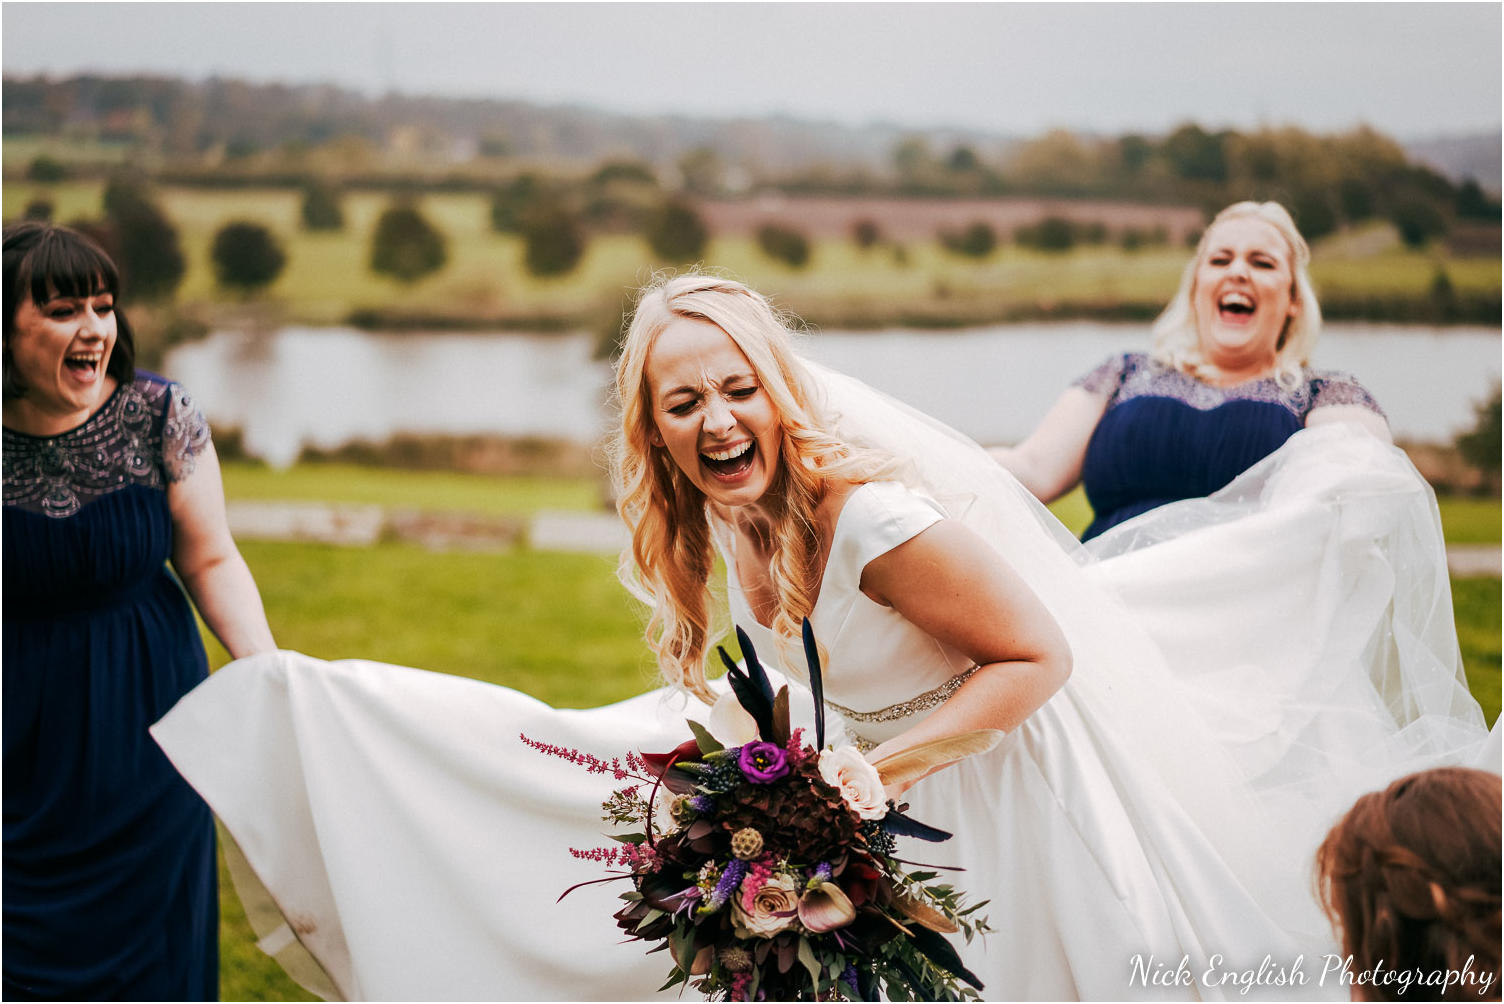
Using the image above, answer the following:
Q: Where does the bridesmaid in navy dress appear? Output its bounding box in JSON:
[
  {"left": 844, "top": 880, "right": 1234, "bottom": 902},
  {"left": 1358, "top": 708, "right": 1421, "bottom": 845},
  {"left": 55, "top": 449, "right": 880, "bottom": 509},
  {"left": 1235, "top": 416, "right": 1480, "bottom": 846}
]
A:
[
  {"left": 2, "top": 223, "right": 275, "bottom": 1000},
  {"left": 992, "top": 200, "right": 1390, "bottom": 540}
]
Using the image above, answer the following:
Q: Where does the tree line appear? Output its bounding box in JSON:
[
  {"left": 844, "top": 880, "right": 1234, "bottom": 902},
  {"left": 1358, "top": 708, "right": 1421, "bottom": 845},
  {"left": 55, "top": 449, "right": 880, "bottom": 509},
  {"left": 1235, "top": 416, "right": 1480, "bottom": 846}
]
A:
[{"left": 17, "top": 137, "right": 1496, "bottom": 304}]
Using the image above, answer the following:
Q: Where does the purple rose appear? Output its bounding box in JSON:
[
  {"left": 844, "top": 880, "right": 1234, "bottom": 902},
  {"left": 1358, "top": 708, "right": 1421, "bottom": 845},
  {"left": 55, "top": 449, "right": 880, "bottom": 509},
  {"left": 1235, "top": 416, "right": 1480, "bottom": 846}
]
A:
[{"left": 738, "top": 741, "right": 790, "bottom": 784}]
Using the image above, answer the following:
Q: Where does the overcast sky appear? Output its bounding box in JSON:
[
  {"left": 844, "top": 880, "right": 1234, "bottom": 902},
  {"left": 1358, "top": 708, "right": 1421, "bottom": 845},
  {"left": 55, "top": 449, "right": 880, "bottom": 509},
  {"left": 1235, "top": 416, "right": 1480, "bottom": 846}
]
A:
[{"left": 3, "top": 3, "right": 1499, "bottom": 139}]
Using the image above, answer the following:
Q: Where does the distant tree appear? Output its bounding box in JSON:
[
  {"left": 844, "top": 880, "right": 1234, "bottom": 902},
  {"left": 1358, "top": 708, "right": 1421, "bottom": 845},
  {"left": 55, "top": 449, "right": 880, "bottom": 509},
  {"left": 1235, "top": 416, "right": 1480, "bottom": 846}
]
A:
[
  {"left": 225, "top": 136, "right": 260, "bottom": 160},
  {"left": 1164, "top": 124, "right": 1228, "bottom": 183},
  {"left": 300, "top": 177, "right": 345, "bottom": 231},
  {"left": 756, "top": 224, "right": 811, "bottom": 268},
  {"left": 678, "top": 147, "right": 726, "bottom": 196},
  {"left": 101, "top": 172, "right": 185, "bottom": 302},
  {"left": 211, "top": 221, "right": 287, "bottom": 293},
  {"left": 1456, "top": 179, "right": 1499, "bottom": 221},
  {"left": 26, "top": 155, "right": 67, "bottom": 183},
  {"left": 1006, "top": 130, "right": 1103, "bottom": 194},
  {"left": 942, "top": 221, "right": 997, "bottom": 258},
  {"left": 369, "top": 202, "right": 448, "bottom": 284},
  {"left": 1338, "top": 177, "right": 1375, "bottom": 222},
  {"left": 23, "top": 199, "right": 53, "bottom": 222},
  {"left": 947, "top": 146, "right": 980, "bottom": 172},
  {"left": 585, "top": 161, "right": 660, "bottom": 232},
  {"left": 1015, "top": 216, "right": 1074, "bottom": 253},
  {"left": 1118, "top": 134, "right": 1154, "bottom": 175},
  {"left": 647, "top": 200, "right": 708, "bottom": 262},
  {"left": 590, "top": 160, "right": 657, "bottom": 186},
  {"left": 1428, "top": 268, "right": 1458, "bottom": 321},
  {"left": 1081, "top": 221, "right": 1109, "bottom": 245},
  {"left": 1456, "top": 387, "right": 1501, "bottom": 483},
  {"left": 1120, "top": 226, "right": 1147, "bottom": 252},
  {"left": 102, "top": 169, "right": 155, "bottom": 218},
  {"left": 1232, "top": 133, "right": 1281, "bottom": 183},
  {"left": 520, "top": 204, "right": 586, "bottom": 278},
  {"left": 490, "top": 174, "right": 546, "bottom": 234},
  {"left": 852, "top": 219, "right": 882, "bottom": 250},
  {"left": 1290, "top": 192, "right": 1338, "bottom": 241},
  {"left": 1389, "top": 198, "right": 1448, "bottom": 248},
  {"left": 893, "top": 137, "right": 938, "bottom": 190},
  {"left": 478, "top": 132, "right": 512, "bottom": 157}
]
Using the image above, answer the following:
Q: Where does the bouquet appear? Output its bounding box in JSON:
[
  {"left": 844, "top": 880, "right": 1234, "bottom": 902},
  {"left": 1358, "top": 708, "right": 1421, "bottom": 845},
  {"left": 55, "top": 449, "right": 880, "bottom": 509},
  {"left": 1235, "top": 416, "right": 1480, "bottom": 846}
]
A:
[{"left": 524, "top": 620, "right": 999, "bottom": 1001}]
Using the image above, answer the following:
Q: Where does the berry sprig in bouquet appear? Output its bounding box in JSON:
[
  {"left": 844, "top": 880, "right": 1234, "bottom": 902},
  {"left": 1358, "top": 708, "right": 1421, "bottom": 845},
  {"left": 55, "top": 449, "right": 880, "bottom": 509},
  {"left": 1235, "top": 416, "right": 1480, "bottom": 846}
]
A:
[{"left": 525, "top": 621, "right": 998, "bottom": 1002}]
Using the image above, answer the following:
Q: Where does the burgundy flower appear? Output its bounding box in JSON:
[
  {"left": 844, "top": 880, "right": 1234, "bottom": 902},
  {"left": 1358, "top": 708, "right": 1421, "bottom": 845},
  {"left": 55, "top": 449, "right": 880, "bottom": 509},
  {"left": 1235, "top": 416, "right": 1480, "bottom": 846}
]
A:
[{"left": 737, "top": 741, "right": 790, "bottom": 784}]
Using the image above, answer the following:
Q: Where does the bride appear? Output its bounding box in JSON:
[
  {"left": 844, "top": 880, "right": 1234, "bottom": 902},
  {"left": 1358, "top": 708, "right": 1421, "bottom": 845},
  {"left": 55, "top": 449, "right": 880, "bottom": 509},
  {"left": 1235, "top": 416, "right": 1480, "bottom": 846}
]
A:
[{"left": 153, "top": 273, "right": 1488, "bottom": 1001}]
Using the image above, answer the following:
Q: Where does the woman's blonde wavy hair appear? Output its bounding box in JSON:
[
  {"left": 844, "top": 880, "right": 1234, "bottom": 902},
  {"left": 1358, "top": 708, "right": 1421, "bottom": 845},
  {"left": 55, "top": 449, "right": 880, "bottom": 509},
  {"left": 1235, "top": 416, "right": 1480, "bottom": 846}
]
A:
[
  {"left": 608, "top": 272, "right": 894, "bottom": 701},
  {"left": 1150, "top": 200, "right": 1323, "bottom": 392}
]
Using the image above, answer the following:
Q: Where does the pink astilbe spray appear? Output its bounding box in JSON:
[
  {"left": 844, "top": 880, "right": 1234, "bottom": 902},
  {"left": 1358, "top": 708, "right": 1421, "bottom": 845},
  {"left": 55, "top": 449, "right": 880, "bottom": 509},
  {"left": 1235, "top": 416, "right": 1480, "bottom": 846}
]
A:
[
  {"left": 740, "top": 854, "right": 776, "bottom": 911},
  {"left": 569, "top": 842, "right": 661, "bottom": 871},
  {"left": 520, "top": 733, "right": 650, "bottom": 781},
  {"left": 784, "top": 727, "right": 808, "bottom": 765}
]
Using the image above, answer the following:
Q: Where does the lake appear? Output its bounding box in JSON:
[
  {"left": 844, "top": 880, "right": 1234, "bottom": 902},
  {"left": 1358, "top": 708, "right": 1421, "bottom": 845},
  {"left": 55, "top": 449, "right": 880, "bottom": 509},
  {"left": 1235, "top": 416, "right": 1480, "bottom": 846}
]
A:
[{"left": 164, "top": 323, "right": 1502, "bottom": 469}]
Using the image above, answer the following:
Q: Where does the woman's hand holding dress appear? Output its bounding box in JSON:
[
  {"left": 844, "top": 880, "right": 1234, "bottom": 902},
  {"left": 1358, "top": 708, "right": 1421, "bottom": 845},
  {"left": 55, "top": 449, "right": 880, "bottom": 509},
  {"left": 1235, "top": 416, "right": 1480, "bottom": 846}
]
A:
[{"left": 1305, "top": 401, "right": 1392, "bottom": 441}]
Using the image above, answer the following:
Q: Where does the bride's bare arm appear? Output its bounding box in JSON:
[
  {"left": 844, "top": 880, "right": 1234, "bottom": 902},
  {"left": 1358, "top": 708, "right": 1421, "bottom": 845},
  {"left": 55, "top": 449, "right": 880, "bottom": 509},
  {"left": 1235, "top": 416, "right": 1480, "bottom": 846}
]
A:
[{"left": 858, "top": 519, "right": 1071, "bottom": 794}]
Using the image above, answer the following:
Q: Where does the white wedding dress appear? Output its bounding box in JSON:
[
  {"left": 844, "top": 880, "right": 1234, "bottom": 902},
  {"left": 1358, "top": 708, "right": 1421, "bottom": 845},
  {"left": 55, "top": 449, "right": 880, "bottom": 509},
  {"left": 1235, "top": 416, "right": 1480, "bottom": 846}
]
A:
[{"left": 152, "top": 374, "right": 1491, "bottom": 1002}]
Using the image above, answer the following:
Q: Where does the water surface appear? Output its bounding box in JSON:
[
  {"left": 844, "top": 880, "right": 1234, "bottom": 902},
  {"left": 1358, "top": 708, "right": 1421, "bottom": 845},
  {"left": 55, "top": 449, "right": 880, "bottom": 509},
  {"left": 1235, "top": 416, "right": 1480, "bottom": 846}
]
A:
[{"left": 165, "top": 323, "right": 1501, "bottom": 468}]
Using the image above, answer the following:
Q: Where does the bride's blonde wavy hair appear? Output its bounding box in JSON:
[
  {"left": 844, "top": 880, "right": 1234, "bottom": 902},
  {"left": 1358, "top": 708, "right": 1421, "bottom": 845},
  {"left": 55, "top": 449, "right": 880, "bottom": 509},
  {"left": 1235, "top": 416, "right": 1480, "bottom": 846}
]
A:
[{"left": 608, "top": 272, "right": 894, "bottom": 701}]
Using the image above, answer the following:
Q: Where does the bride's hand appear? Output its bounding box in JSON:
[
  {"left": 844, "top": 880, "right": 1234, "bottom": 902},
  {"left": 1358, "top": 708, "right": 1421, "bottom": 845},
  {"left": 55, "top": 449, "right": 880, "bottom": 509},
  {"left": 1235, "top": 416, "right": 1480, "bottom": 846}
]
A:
[{"left": 867, "top": 739, "right": 917, "bottom": 803}]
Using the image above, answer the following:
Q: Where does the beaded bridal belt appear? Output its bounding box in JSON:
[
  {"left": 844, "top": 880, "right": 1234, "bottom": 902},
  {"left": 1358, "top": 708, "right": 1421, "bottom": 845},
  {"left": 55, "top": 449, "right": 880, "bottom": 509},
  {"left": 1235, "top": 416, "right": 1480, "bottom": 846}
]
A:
[{"left": 827, "top": 665, "right": 979, "bottom": 751}]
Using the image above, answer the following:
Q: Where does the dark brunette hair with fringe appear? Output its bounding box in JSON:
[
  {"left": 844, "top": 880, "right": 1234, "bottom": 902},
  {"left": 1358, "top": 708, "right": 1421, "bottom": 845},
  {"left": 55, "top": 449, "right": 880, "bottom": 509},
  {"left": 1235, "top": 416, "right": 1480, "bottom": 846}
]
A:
[{"left": 3, "top": 221, "right": 136, "bottom": 401}]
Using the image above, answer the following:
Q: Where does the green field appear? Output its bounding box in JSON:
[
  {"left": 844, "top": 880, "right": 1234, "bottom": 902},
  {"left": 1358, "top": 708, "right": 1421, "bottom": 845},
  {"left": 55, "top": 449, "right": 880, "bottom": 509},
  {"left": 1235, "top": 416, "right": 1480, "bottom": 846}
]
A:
[
  {"left": 221, "top": 463, "right": 604, "bottom": 517},
  {"left": 6, "top": 182, "right": 1498, "bottom": 329}
]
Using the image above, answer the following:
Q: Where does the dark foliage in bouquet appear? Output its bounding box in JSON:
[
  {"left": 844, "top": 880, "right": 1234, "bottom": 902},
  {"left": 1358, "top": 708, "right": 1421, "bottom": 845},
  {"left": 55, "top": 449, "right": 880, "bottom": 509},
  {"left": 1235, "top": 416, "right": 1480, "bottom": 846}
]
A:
[{"left": 524, "top": 620, "right": 999, "bottom": 1002}]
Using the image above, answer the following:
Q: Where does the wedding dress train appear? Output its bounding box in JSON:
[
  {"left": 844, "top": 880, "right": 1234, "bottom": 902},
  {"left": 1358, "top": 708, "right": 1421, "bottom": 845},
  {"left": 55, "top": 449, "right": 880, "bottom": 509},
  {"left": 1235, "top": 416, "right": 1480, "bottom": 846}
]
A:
[{"left": 153, "top": 374, "right": 1489, "bottom": 1001}]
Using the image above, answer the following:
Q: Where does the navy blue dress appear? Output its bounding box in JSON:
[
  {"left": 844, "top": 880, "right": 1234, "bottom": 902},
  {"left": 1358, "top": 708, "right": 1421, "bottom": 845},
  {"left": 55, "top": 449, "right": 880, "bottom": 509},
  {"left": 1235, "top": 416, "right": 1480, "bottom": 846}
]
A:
[
  {"left": 3, "top": 373, "right": 218, "bottom": 1001},
  {"left": 1075, "top": 352, "right": 1384, "bottom": 541}
]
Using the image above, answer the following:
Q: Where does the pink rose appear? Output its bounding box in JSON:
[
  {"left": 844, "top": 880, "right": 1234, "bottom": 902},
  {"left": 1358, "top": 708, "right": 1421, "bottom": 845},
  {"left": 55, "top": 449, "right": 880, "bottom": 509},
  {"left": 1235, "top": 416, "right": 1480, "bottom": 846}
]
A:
[{"left": 730, "top": 873, "right": 800, "bottom": 939}]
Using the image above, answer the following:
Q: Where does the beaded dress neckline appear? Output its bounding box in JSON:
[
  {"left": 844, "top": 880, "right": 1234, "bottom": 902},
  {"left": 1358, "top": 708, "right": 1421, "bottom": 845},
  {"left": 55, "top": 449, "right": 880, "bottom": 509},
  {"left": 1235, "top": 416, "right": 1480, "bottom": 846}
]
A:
[{"left": 3, "top": 373, "right": 208, "bottom": 519}]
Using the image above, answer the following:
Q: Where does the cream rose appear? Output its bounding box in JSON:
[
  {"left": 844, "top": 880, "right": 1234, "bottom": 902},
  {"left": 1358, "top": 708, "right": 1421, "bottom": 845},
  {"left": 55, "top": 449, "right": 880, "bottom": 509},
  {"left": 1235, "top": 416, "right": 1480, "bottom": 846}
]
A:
[
  {"left": 818, "top": 746, "right": 888, "bottom": 820},
  {"left": 706, "top": 690, "right": 759, "bottom": 747},
  {"left": 729, "top": 873, "right": 800, "bottom": 939}
]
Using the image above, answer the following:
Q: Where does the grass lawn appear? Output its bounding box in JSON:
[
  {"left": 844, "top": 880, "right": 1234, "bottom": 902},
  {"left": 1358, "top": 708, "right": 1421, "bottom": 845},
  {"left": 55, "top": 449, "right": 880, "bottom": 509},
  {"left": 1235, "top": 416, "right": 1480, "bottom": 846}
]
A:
[
  {"left": 1436, "top": 496, "right": 1504, "bottom": 545},
  {"left": 220, "top": 464, "right": 1498, "bottom": 547},
  {"left": 211, "top": 540, "right": 660, "bottom": 1001},
  {"left": 220, "top": 462, "right": 604, "bottom": 517}
]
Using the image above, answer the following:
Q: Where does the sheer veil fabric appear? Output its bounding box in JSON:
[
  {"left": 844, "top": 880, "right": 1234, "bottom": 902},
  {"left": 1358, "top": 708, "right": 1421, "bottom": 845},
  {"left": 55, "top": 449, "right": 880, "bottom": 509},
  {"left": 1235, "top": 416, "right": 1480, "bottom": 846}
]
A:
[
  {"left": 152, "top": 362, "right": 1489, "bottom": 1001},
  {"left": 807, "top": 362, "right": 1489, "bottom": 932}
]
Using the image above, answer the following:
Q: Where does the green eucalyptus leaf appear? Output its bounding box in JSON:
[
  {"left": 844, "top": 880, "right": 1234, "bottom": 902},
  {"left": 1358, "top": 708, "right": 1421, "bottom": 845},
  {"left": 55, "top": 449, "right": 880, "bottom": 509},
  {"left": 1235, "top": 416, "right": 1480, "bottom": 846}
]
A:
[
  {"left": 686, "top": 718, "right": 724, "bottom": 755},
  {"left": 797, "top": 936, "right": 822, "bottom": 989}
]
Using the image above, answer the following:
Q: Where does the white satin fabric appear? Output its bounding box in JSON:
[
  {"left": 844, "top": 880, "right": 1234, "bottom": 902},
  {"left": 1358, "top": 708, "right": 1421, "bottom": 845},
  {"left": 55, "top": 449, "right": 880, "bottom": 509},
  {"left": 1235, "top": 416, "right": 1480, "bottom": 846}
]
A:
[
  {"left": 156, "top": 658, "right": 748, "bottom": 1000},
  {"left": 152, "top": 371, "right": 1489, "bottom": 1002}
]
